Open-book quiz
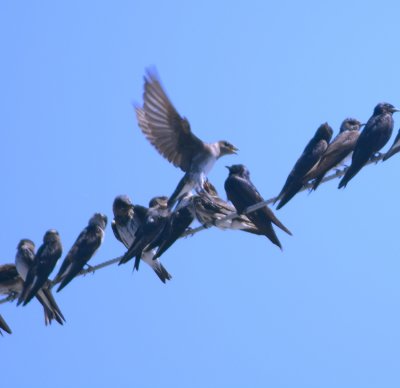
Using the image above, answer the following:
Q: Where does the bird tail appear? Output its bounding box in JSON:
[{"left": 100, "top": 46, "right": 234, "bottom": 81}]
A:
[
  {"left": 338, "top": 164, "right": 361, "bottom": 188},
  {"left": 168, "top": 174, "right": 196, "bottom": 209},
  {"left": 383, "top": 146, "right": 400, "bottom": 161},
  {"left": 311, "top": 174, "right": 325, "bottom": 191},
  {"left": 56, "top": 263, "right": 81, "bottom": 293},
  {"left": 141, "top": 251, "right": 172, "bottom": 283},
  {"left": 0, "top": 314, "right": 12, "bottom": 335},
  {"left": 275, "top": 182, "right": 303, "bottom": 210}
]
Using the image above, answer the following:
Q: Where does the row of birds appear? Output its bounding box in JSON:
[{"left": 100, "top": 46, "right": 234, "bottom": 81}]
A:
[{"left": 1, "top": 69, "right": 399, "bottom": 335}]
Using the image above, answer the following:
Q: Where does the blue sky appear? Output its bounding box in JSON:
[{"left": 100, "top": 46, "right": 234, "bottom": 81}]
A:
[{"left": 1, "top": 1, "right": 400, "bottom": 387}]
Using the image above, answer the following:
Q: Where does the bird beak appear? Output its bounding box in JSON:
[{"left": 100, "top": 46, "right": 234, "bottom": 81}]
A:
[
  {"left": 231, "top": 145, "right": 239, "bottom": 154},
  {"left": 360, "top": 123, "right": 366, "bottom": 127},
  {"left": 225, "top": 165, "right": 231, "bottom": 171},
  {"left": 392, "top": 107, "right": 400, "bottom": 113}
]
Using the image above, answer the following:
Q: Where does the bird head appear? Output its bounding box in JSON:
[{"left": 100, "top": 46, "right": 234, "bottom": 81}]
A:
[
  {"left": 43, "top": 229, "right": 60, "bottom": 244},
  {"left": 374, "top": 102, "right": 400, "bottom": 115},
  {"left": 89, "top": 213, "right": 108, "bottom": 230},
  {"left": 225, "top": 164, "right": 249, "bottom": 177},
  {"left": 17, "top": 239, "right": 35, "bottom": 252},
  {"left": 148, "top": 196, "right": 169, "bottom": 209},
  {"left": 218, "top": 141, "right": 238, "bottom": 157},
  {"left": 340, "top": 118, "right": 363, "bottom": 132},
  {"left": 315, "top": 123, "right": 334, "bottom": 142},
  {"left": 113, "top": 195, "right": 134, "bottom": 217}
]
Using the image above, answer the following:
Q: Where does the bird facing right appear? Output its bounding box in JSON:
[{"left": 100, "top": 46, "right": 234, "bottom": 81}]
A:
[
  {"left": 339, "top": 102, "right": 399, "bottom": 188},
  {"left": 224, "top": 164, "right": 292, "bottom": 250}
]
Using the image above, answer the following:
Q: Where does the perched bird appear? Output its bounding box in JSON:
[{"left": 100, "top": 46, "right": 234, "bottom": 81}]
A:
[
  {"left": 18, "top": 230, "right": 62, "bottom": 306},
  {"left": 224, "top": 164, "right": 292, "bottom": 249},
  {"left": 0, "top": 314, "right": 11, "bottom": 335},
  {"left": 339, "top": 102, "right": 400, "bottom": 188},
  {"left": 304, "top": 118, "right": 362, "bottom": 190},
  {"left": 152, "top": 193, "right": 195, "bottom": 261},
  {"left": 135, "top": 69, "right": 238, "bottom": 208},
  {"left": 383, "top": 128, "right": 400, "bottom": 162},
  {"left": 112, "top": 195, "right": 172, "bottom": 283},
  {"left": 275, "top": 123, "right": 333, "bottom": 209},
  {"left": 54, "top": 213, "right": 107, "bottom": 292},
  {"left": 13, "top": 241, "right": 65, "bottom": 325},
  {"left": 120, "top": 196, "right": 170, "bottom": 271},
  {"left": 192, "top": 180, "right": 263, "bottom": 235}
]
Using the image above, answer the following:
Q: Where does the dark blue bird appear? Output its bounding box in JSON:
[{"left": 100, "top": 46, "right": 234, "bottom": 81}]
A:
[
  {"left": 275, "top": 123, "right": 333, "bottom": 209},
  {"left": 339, "top": 103, "right": 399, "bottom": 188},
  {"left": 224, "top": 164, "right": 292, "bottom": 250}
]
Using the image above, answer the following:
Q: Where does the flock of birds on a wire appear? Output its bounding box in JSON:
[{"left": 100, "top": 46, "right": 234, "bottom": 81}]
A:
[{"left": 1, "top": 68, "right": 399, "bottom": 335}]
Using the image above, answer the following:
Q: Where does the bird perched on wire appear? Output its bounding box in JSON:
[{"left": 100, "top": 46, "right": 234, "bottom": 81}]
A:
[
  {"left": 12, "top": 241, "right": 65, "bottom": 325},
  {"left": 17, "top": 230, "right": 62, "bottom": 306},
  {"left": 0, "top": 314, "right": 11, "bottom": 335},
  {"left": 135, "top": 68, "right": 238, "bottom": 208},
  {"left": 113, "top": 195, "right": 172, "bottom": 283},
  {"left": 224, "top": 164, "right": 292, "bottom": 250},
  {"left": 151, "top": 193, "right": 195, "bottom": 261},
  {"left": 339, "top": 102, "right": 399, "bottom": 188},
  {"left": 383, "top": 128, "right": 400, "bottom": 162},
  {"left": 303, "top": 118, "right": 363, "bottom": 190},
  {"left": 192, "top": 180, "right": 263, "bottom": 235},
  {"left": 120, "top": 196, "right": 170, "bottom": 271},
  {"left": 53, "top": 213, "right": 107, "bottom": 292},
  {"left": 275, "top": 123, "right": 333, "bottom": 209}
]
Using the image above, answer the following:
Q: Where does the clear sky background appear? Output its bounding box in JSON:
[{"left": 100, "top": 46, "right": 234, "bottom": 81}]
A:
[{"left": 1, "top": 1, "right": 400, "bottom": 387}]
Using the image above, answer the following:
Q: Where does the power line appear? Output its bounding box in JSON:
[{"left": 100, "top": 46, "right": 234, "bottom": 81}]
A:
[{"left": 0, "top": 152, "right": 385, "bottom": 306}]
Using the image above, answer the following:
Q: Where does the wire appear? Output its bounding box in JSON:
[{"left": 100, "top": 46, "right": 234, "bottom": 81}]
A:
[{"left": 0, "top": 152, "right": 385, "bottom": 306}]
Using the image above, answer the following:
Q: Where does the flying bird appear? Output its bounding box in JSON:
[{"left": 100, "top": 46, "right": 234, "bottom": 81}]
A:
[
  {"left": 152, "top": 193, "right": 195, "bottom": 261},
  {"left": 304, "top": 118, "right": 362, "bottom": 190},
  {"left": 192, "top": 180, "right": 262, "bottom": 235},
  {"left": 339, "top": 103, "right": 399, "bottom": 188},
  {"left": 383, "top": 128, "right": 400, "bottom": 162},
  {"left": 54, "top": 213, "right": 107, "bottom": 292},
  {"left": 275, "top": 123, "right": 333, "bottom": 209},
  {"left": 135, "top": 69, "right": 238, "bottom": 208},
  {"left": 13, "top": 241, "right": 65, "bottom": 325},
  {"left": 0, "top": 314, "right": 11, "bottom": 335},
  {"left": 224, "top": 164, "right": 292, "bottom": 249},
  {"left": 18, "top": 230, "right": 62, "bottom": 306},
  {"left": 112, "top": 195, "right": 172, "bottom": 283}
]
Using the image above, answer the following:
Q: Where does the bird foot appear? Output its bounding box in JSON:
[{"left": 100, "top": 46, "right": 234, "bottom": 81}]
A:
[
  {"left": 84, "top": 263, "right": 95, "bottom": 274},
  {"left": 371, "top": 152, "right": 382, "bottom": 163}
]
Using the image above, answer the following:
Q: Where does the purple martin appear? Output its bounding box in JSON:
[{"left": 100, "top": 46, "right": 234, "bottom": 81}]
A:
[
  {"left": 0, "top": 314, "right": 11, "bottom": 335},
  {"left": 120, "top": 196, "right": 170, "bottom": 271},
  {"left": 192, "top": 180, "right": 263, "bottom": 235},
  {"left": 135, "top": 69, "right": 238, "bottom": 208},
  {"left": 18, "top": 230, "right": 62, "bottom": 306},
  {"left": 112, "top": 195, "right": 172, "bottom": 283},
  {"left": 383, "top": 128, "right": 400, "bottom": 162},
  {"left": 339, "top": 103, "right": 400, "bottom": 188},
  {"left": 54, "top": 213, "right": 107, "bottom": 292},
  {"left": 224, "top": 164, "right": 292, "bottom": 249},
  {"left": 151, "top": 193, "right": 195, "bottom": 261},
  {"left": 12, "top": 241, "right": 65, "bottom": 325},
  {"left": 304, "top": 118, "right": 362, "bottom": 190},
  {"left": 275, "top": 123, "right": 333, "bottom": 209}
]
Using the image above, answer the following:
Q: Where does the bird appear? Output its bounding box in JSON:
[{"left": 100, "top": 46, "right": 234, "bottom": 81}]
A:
[
  {"left": 13, "top": 241, "right": 65, "bottom": 325},
  {"left": 18, "top": 230, "right": 62, "bottom": 306},
  {"left": 112, "top": 195, "right": 172, "bottom": 283},
  {"left": 135, "top": 68, "right": 238, "bottom": 208},
  {"left": 192, "top": 180, "right": 263, "bottom": 235},
  {"left": 303, "top": 118, "right": 362, "bottom": 190},
  {"left": 339, "top": 102, "right": 400, "bottom": 188},
  {"left": 151, "top": 193, "right": 195, "bottom": 261},
  {"left": 0, "top": 314, "right": 11, "bottom": 335},
  {"left": 275, "top": 123, "right": 333, "bottom": 209},
  {"left": 120, "top": 196, "right": 170, "bottom": 271},
  {"left": 53, "top": 213, "right": 107, "bottom": 292},
  {"left": 383, "top": 128, "right": 400, "bottom": 162},
  {"left": 224, "top": 164, "right": 292, "bottom": 249}
]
